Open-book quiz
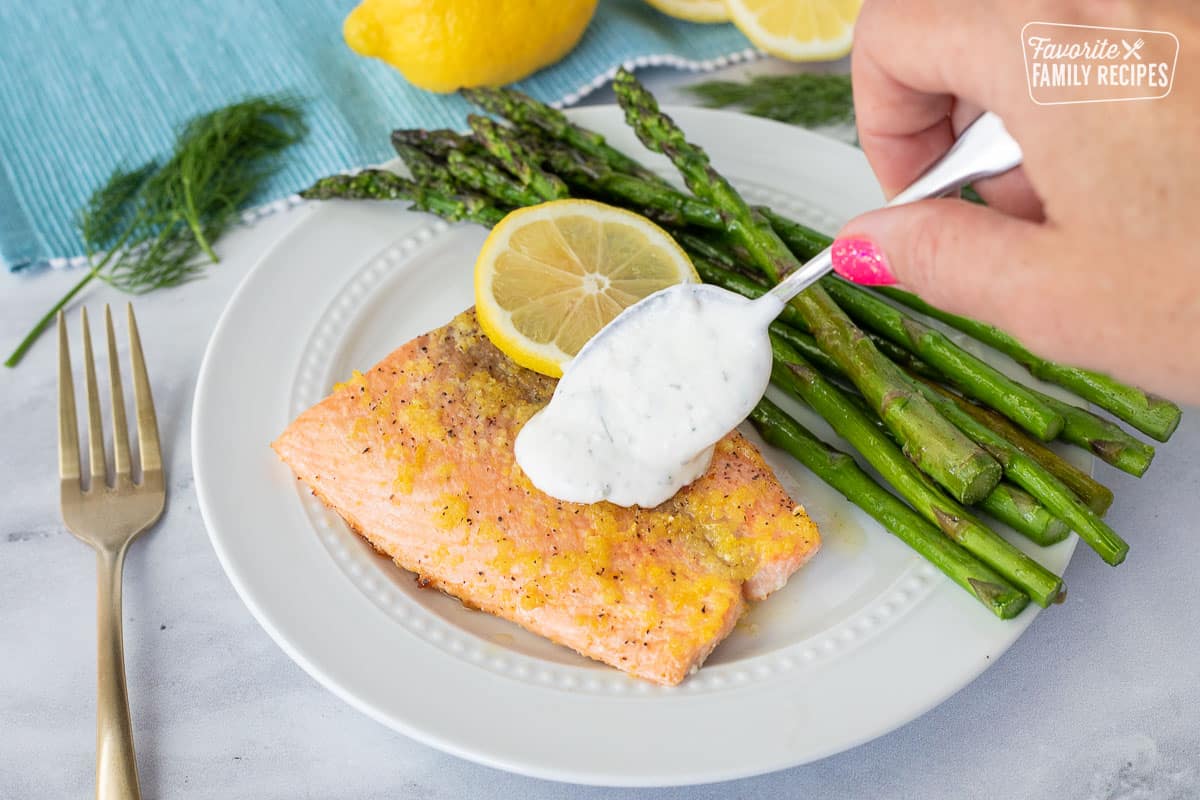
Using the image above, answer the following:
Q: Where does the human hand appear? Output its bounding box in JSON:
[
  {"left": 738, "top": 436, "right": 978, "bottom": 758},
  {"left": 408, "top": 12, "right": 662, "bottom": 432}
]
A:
[{"left": 832, "top": 0, "right": 1200, "bottom": 401}]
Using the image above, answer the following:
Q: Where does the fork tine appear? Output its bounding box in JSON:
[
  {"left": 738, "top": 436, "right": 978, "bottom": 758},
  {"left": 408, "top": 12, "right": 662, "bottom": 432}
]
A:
[
  {"left": 104, "top": 305, "right": 132, "bottom": 483},
  {"left": 58, "top": 312, "right": 81, "bottom": 486},
  {"left": 80, "top": 308, "right": 107, "bottom": 486},
  {"left": 126, "top": 304, "right": 162, "bottom": 475}
]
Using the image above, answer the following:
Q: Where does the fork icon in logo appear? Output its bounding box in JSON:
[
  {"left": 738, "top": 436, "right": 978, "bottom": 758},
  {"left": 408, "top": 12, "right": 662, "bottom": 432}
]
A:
[{"left": 1122, "top": 38, "right": 1145, "bottom": 60}]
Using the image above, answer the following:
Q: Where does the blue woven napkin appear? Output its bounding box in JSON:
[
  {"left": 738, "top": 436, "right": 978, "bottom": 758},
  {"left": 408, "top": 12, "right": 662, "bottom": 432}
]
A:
[{"left": 0, "top": 0, "right": 758, "bottom": 272}]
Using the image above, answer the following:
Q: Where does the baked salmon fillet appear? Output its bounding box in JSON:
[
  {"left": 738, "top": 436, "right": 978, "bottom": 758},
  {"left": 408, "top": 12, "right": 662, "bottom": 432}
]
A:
[{"left": 272, "top": 310, "right": 820, "bottom": 685}]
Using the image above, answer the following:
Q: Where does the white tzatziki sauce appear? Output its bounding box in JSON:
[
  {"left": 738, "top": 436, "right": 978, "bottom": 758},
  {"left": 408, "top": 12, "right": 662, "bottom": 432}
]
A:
[{"left": 514, "top": 284, "right": 784, "bottom": 507}]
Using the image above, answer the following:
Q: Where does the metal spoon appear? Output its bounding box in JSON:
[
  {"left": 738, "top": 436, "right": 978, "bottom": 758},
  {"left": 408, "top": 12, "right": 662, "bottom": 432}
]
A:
[{"left": 767, "top": 111, "right": 1023, "bottom": 304}]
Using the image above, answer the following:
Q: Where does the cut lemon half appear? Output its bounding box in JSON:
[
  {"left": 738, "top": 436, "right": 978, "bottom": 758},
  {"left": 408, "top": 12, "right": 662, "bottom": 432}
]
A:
[
  {"left": 475, "top": 200, "right": 699, "bottom": 378},
  {"left": 643, "top": 0, "right": 729, "bottom": 23},
  {"left": 725, "top": 0, "right": 862, "bottom": 61}
]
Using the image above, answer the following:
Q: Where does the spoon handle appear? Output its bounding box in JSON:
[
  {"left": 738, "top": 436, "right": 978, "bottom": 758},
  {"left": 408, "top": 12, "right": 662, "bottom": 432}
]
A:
[{"left": 766, "top": 111, "right": 1023, "bottom": 305}]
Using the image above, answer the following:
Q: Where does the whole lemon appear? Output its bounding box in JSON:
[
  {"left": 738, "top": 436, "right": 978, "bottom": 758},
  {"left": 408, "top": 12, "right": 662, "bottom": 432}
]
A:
[{"left": 344, "top": 0, "right": 599, "bottom": 93}]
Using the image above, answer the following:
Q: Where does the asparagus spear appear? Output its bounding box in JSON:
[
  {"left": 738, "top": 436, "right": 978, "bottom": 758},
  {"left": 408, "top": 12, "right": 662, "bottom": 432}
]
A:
[
  {"left": 395, "top": 127, "right": 562, "bottom": 211},
  {"left": 444, "top": 150, "right": 545, "bottom": 209},
  {"left": 392, "top": 128, "right": 489, "bottom": 161},
  {"left": 835, "top": 369, "right": 1070, "bottom": 544},
  {"left": 860, "top": 321, "right": 1157, "bottom": 478},
  {"left": 750, "top": 399, "right": 1029, "bottom": 619},
  {"left": 907, "top": 376, "right": 1130, "bottom": 565},
  {"left": 865, "top": 331, "right": 937, "bottom": 373},
  {"left": 537, "top": 140, "right": 727, "bottom": 229},
  {"left": 300, "top": 170, "right": 508, "bottom": 227},
  {"left": 390, "top": 140, "right": 456, "bottom": 189},
  {"left": 675, "top": 230, "right": 748, "bottom": 272},
  {"left": 911, "top": 356, "right": 1156, "bottom": 478},
  {"left": 1029, "top": 388, "right": 1154, "bottom": 477},
  {"left": 468, "top": 115, "right": 568, "bottom": 202},
  {"left": 767, "top": 335, "right": 1063, "bottom": 605},
  {"left": 839, "top": 377, "right": 1072, "bottom": 546},
  {"left": 875, "top": 286, "right": 1182, "bottom": 442},
  {"left": 821, "top": 277, "right": 1065, "bottom": 440},
  {"left": 769, "top": 325, "right": 1072, "bottom": 548},
  {"left": 938, "top": 391, "right": 1114, "bottom": 515},
  {"left": 755, "top": 207, "right": 833, "bottom": 260},
  {"left": 462, "top": 86, "right": 670, "bottom": 186},
  {"left": 394, "top": 125, "right": 696, "bottom": 226},
  {"left": 612, "top": 68, "right": 1003, "bottom": 506},
  {"left": 388, "top": 137, "right": 542, "bottom": 220},
  {"left": 462, "top": 120, "right": 724, "bottom": 236},
  {"left": 766, "top": 317, "right": 1105, "bottom": 522},
  {"left": 979, "top": 483, "right": 1069, "bottom": 546},
  {"left": 766, "top": 322, "right": 850, "bottom": 383},
  {"left": 781, "top": 329, "right": 1073, "bottom": 545}
]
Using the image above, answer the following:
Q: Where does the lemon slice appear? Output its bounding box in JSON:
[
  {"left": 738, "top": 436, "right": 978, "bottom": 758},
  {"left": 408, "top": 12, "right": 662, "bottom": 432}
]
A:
[
  {"left": 475, "top": 199, "right": 698, "bottom": 378},
  {"left": 643, "top": 0, "right": 729, "bottom": 23},
  {"left": 725, "top": 0, "right": 862, "bottom": 61}
]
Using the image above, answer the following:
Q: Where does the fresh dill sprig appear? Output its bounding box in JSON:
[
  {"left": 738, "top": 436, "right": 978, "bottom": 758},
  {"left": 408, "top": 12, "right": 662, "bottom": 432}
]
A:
[
  {"left": 77, "top": 162, "right": 157, "bottom": 257},
  {"left": 5, "top": 96, "right": 307, "bottom": 367},
  {"left": 687, "top": 73, "right": 855, "bottom": 129}
]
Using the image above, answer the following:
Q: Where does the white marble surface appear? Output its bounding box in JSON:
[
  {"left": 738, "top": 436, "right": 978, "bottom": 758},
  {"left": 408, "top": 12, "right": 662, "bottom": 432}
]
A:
[{"left": 2, "top": 62, "right": 1198, "bottom": 799}]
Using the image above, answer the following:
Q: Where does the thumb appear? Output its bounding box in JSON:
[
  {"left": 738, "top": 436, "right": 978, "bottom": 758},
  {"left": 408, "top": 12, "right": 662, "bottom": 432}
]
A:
[{"left": 831, "top": 197, "right": 1048, "bottom": 321}]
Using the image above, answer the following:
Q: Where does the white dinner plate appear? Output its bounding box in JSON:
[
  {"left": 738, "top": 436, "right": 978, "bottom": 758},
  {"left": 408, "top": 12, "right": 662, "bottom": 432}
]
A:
[{"left": 193, "top": 106, "right": 1084, "bottom": 787}]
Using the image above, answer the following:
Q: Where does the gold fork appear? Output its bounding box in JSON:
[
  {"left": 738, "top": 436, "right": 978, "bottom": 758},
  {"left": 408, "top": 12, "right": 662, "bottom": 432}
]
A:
[{"left": 59, "top": 305, "right": 165, "bottom": 800}]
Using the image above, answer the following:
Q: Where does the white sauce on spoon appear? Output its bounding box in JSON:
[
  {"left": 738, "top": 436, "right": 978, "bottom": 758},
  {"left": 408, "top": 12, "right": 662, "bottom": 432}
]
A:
[{"left": 514, "top": 284, "right": 784, "bottom": 507}]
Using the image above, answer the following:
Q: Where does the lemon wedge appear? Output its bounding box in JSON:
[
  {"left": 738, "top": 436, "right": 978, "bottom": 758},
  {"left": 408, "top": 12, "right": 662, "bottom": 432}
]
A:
[
  {"left": 725, "top": 0, "right": 862, "bottom": 61},
  {"left": 643, "top": 0, "right": 730, "bottom": 23},
  {"left": 475, "top": 200, "right": 698, "bottom": 378}
]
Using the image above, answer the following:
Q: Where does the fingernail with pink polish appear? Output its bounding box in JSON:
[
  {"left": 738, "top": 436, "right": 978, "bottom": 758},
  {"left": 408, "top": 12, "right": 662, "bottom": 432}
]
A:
[{"left": 831, "top": 236, "right": 895, "bottom": 285}]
